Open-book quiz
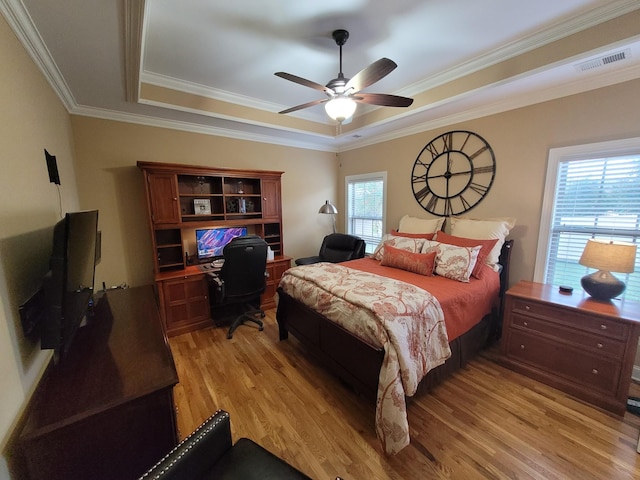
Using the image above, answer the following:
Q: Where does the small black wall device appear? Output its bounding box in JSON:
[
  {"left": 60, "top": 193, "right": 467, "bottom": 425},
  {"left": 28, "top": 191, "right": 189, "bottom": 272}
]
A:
[{"left": 45, "top": 149, "right": 60, "bottom": 185}]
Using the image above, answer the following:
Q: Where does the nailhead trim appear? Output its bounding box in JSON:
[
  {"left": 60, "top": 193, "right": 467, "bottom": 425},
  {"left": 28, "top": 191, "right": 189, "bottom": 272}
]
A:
[{"left": 138, "top": 410, "right": 229, "bottom": 480}]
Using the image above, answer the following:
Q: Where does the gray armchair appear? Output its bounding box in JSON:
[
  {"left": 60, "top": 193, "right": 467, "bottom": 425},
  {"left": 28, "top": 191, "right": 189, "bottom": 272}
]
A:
[{"left": 295, "top": 233, "right": 365, "bottom": 266}]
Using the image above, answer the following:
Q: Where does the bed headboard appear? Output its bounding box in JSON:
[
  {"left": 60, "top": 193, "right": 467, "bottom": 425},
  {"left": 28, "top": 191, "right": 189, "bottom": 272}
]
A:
[{"left": 498, "top": 239, "right": 514, "bottom": 298}]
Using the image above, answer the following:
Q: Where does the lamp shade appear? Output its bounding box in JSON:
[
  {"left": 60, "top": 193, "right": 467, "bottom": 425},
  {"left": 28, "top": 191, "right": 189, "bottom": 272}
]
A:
[
  {"left": 324, "top": 97, "right": 357, "bottom": 122},
  {"left": 318, "top": 200, "right": 338, "bottom": 215},
  {"left": 579, "top": 239, "right": 636, "bottom": 273}
]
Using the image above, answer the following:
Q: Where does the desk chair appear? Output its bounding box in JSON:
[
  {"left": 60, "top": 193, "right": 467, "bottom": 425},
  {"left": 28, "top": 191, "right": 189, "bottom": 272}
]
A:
[
  {"left": 209, "top": 235, "right": 268, "bottom": 339},
  {"left": 295, "top": 233, "right": 365, "bottom": 266}
]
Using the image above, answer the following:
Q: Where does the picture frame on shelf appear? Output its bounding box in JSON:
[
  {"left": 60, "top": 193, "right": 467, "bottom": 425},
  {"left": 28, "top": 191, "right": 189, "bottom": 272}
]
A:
[{"left": 194, "top": 198, "right": 211, "bottom": 215}]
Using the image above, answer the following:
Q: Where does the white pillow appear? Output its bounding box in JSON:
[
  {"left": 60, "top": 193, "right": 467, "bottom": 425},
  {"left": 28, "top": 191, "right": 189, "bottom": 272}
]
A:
[
  {"left": 434, "top": 243, "right": 481, "bottom": 283},
  {"left": 449, "top": 217, "right": 515, "bottom": 269},
  {"left": 398, "top": 215, "right": 445, "bottom": 234},
  {"left": 372, "top": 234, "right": 426, "bottom": 261}
]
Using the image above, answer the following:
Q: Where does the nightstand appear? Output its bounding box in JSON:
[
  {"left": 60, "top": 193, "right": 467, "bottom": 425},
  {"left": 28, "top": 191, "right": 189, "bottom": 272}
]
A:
[{"left": 501, "top": 280, "right": 640, "bottom": 415}]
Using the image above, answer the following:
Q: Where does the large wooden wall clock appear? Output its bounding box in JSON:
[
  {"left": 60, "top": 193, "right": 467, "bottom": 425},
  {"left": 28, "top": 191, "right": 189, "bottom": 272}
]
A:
[{"left": 411, "top": 130, "right": 496, "bottom": 217}]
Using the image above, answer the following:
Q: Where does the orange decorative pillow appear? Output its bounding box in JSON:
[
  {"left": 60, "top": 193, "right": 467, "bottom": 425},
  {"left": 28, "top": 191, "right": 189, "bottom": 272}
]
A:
[
  {"left": 390, "top": 229, "right": 436, "bottom": 240},
  {"left": 433, "top": 231, "right": 498, "bottom": 278},
  {"left": 381, "top": 244, "right": 436, "bottom": 276}
]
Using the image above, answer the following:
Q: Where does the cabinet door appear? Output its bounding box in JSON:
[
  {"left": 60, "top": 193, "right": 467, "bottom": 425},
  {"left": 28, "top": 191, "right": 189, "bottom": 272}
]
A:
[
  {"left": 161, "top": 275, "right": 210, "bottom": 335},
  {"left": 261, "top": 178, "right": 281, "bottom": 220},
  {"left": 148, "top": 173, "right": 180, "bottom": 224}
]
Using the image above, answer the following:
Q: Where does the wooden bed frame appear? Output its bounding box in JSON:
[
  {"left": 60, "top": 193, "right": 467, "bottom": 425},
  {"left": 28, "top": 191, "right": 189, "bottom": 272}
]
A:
[{"left": 276, "top": 240, "right": 513, "bottom": 401}]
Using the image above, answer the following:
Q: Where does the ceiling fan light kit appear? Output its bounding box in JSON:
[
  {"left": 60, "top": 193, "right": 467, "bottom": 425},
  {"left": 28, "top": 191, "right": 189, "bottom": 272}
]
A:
[
  {"left": 325, "top": 97, "right": 357, "bottom": 122},
  {"left": 275, "top": 29, "right": 413, "bottom": 123}
]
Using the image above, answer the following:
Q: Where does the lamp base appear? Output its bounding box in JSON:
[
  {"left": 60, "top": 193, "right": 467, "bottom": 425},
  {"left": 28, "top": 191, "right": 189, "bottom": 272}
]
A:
[{"left": 580, "top": 270, "right": 626, "bottom": 301}]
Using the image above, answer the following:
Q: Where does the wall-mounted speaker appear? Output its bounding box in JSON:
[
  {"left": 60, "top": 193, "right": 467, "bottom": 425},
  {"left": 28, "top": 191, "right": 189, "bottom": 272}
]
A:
[{"left": 45, "top": 149, "right": 60, "bottom": 185}]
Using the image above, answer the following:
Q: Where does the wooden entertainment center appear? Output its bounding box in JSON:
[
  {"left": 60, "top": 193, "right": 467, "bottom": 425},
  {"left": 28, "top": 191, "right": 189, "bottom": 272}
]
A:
[
  {"left": 17, "top": 286, "right": 178, "bottom": 480},
  {"left": 137, "top": 161, "right": 291, "bottom": 336}
]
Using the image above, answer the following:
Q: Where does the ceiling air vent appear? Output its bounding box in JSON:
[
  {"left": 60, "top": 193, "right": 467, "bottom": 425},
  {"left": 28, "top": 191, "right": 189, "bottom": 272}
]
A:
[{"left": 575, "top": 49, "right": 631, "bottom": 72}]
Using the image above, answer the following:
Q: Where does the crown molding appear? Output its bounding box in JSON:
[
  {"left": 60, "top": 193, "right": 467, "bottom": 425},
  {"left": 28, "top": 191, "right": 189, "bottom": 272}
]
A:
[
  {"left": 70, "top": 104, "right": 337, "bottom": 153},
  {"left": 0, "top": 0, "right": 76, "bottom": 110}
]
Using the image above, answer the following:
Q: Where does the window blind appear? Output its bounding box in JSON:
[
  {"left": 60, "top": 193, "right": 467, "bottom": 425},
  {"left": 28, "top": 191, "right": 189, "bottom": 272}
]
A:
[
  {"left": 346, "top": 173, "right": 386, "bottom": 254},
  {"left": 544, "top": 155, "right": 640, "bottom": 300}
]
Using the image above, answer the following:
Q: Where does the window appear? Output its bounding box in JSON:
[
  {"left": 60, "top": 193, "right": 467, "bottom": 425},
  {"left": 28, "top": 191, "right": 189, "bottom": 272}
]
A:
[
  {"left": 534, "top": 138, "right": 640, "bottom": 301},
  {"left": 345, "top": 172, "right": 387, "bottom": 254}
]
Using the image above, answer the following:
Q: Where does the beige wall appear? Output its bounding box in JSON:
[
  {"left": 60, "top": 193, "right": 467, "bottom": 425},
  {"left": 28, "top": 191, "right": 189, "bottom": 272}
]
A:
[
  {"left": 339, "top": 78, "right": 640, "bottom": 288},
  {"left": 70, "top": 117, "right": 338, "bottom": 289},
  {"left": 0, "top": 15, "right": 81, "bottom": 476}
]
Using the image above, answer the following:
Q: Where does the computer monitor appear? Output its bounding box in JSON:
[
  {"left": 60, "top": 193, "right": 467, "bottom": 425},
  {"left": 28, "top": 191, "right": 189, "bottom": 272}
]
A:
[{"left": 195, "top": 227, "right": 247, "bottom": 261}]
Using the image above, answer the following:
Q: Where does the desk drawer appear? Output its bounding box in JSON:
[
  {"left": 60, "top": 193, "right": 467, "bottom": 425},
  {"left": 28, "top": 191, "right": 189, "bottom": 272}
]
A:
[
  {"left": 510, "top": 313, "right": 626, "bottom": 358},
  {"left": 505, "top": 330, "right": 621, "bottom": 394},
  {"left": 511, "top": 299, "right": 628, "bottom": 340}
]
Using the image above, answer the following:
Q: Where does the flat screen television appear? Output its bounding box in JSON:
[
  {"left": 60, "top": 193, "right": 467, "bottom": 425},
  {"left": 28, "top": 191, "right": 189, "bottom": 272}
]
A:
[
  {"left": 41, "top": 210, "right": 99, "bottom": 360},
  {"left": 196, "top": 226, "right": 247, "bottom": 261}
]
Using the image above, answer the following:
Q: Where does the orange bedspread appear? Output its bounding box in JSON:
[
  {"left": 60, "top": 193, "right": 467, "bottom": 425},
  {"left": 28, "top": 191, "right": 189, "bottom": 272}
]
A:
[{"left": 343, "top": 256, "right": 501, "bottom": 341}]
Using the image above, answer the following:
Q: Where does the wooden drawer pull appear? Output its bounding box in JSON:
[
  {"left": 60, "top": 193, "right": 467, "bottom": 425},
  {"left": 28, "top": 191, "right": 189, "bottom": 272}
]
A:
[
  {"left": 520, "top": 344, "right": 525, "bottom": 349},
  {"left": 523, "top": 321, "right": 528, "bottom": 327},
  {"left": 592, "top": 369, "right": 599, "bottom": 375},
  {"left": 596, "top": 343, "right": 603, "bottom": 349},
  {"left": 600, "top": 324, "right": 607, "bottom": 330},
  {"left": 524, "top": 305, "right": 531, "bottom": 311}
]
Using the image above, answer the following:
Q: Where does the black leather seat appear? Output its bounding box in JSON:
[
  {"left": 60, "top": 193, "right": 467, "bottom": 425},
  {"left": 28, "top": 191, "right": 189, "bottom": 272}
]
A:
[
  {"left": 138, "top": 410, "right": 314, "bottom": 480},
  {"left": 295, "top": 233, "right": 365, "bottom": 266},
  {"left": 209, "top": 235, "right": 268, "bottom": 339}
]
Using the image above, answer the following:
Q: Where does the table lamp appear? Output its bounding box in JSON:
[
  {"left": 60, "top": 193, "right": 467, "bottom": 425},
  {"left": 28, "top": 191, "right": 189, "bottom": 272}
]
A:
[
  {"left": 578, "top": 239, "right": 637, "bottom": 301},
  {"left": 319, "top": 200, "right": 338, "bottom": 233}
]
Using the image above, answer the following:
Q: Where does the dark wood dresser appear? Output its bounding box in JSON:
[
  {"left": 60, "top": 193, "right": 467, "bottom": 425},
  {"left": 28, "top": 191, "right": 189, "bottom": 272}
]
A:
[
  {"left": 17, "top": 285, "right": 179, "bottom": 480},
  {"left": 501, "top": 281, "right": 640, "bottom": 415}
]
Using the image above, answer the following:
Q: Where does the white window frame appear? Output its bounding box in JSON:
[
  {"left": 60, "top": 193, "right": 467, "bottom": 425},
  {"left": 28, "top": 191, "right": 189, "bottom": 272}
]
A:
[
  {"left": 344, "top": 171, "right": 387, "bottom": 255},
  {"left": 534, "top": 137, "right": 640, "bottom": 300}
]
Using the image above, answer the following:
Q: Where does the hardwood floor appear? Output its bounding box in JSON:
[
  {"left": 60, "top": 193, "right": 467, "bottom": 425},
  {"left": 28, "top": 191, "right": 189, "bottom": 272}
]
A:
[{"left": 169, "top": 309, "right": 640, "bottom": 480}]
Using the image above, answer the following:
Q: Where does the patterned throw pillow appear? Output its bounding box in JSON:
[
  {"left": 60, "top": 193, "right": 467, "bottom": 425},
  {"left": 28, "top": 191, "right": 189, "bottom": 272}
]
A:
[
  {"left": 433, "top": 243, "right": 482, "bottom": 283},
  {"left": 381, "top": 244, "right": 436, "bottom": 276},
  {"left": 433, "top": 231, "right": 498, "bottom": 278},
  {"left": 372, "top": 235, "right": 426, "bottom": 260}
]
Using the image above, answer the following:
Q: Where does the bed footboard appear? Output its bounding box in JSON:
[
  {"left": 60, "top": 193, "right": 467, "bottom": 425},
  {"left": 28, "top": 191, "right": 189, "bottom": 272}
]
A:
[{"left": 277, "top": 288, "right": 384, "bottom": 400}]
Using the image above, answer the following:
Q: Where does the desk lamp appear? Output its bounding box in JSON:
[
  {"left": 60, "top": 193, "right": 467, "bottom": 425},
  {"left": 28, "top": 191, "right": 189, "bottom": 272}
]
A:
[
  {"left": 319, "top": 200, "right": 338, "bottom": 233},
  {"left": 579, "top": 239, "right": 636, "bottom": 301}
]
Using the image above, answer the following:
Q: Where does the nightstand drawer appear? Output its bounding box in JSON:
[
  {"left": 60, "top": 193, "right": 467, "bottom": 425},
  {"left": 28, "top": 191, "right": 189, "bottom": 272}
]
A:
[
  {"left": 511, "top": 299, "right": 629, "bottom": 340},
  {"left": 510, "top": 313, "right": 626, "bottom": 358},
  {"left": 505, "top": 330, "right": 621, "bottom": 394}
]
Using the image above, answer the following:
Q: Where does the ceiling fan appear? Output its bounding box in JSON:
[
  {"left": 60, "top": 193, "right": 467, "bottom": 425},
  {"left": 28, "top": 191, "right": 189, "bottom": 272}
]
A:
[{"left": 275, "top": 29, "right": 414, "bottom": 122}]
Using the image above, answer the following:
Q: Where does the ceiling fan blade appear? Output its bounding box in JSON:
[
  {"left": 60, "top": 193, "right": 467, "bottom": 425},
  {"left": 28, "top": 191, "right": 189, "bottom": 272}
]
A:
[
  {"left": 274, "top": 72, "right": 333, "bottom": 94},
  {"left": 278, "top": 98, "right": 328, "bottom": 115},
  {"left": 354, "top": 93, "right": 414, "bottom": 107},
  {"left": 345, "top": 58, "right": 397, "bottom": 93}
]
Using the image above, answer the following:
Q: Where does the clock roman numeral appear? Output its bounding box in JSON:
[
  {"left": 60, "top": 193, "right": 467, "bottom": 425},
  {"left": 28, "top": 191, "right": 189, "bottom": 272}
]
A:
[
  {"left": 469, "top": 182, "right": 489, "bottom": 195},
  {"left": 443, "top": 132, "right": 453, "bottom": 152},
  {"left": 426, "top": 193, "right": 439, "bottom": 213},
  {"left": 444, "top": 197, "right": 452, "bottom": 216},
  {"left": 460, "top": 195, "right": 471, "bottom": 211},
  {"left": 414, "top": 185, "right": 431, "bottom": 203},
  {"left": 425, "top": 142, "right": 440, "bottom": 159},
  {"left": 472, "top": 165, "right": 494, "bottom": 174},
  {"left": 468, "top": 145, "right": 489, "bottom": 160}
]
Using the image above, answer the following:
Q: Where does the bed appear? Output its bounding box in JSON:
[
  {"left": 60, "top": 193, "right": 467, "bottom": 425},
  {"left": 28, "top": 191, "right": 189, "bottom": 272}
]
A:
[{"left": 276, "top": 220, "right": 513, "bottom": 455}]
